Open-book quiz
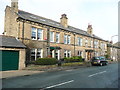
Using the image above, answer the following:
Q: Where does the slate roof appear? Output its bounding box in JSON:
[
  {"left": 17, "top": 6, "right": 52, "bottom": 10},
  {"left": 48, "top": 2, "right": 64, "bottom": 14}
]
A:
[
  {"left": 17, "top": 10, "right": 106, "bottom": 41},
  {"left": 0, "top": 35, "right": 26, "bottom": 48}
]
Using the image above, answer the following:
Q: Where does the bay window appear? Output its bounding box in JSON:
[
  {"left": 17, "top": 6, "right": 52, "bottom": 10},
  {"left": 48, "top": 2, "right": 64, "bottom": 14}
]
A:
[{"left": 31, "top": 48, "right": 42, "bottom": 61}]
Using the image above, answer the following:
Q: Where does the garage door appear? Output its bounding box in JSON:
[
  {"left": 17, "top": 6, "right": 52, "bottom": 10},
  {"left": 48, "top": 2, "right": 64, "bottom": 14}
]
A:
[{"left": 0, "top": 50, "right": 19, "bottom": 71}]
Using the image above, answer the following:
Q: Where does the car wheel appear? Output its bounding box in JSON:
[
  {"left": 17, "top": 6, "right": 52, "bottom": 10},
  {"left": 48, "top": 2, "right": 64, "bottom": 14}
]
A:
[
  {"left": 91, "top": 63, "right": 94, "bottom": 66},
  {"left": 105, "top": 62, "right": 108, "bottom": 65},
  {"left": 100, "top": 63, "right": 103, "bottom": 66}
]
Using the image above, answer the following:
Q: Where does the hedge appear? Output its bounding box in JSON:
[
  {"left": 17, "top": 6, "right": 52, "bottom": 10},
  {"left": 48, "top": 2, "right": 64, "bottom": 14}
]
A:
[
  {"left": 35, "top": 58, "right": 57, "bottom": 65},
  {"left": 64, "top": 56, "right": 83, "bottom": 63}
]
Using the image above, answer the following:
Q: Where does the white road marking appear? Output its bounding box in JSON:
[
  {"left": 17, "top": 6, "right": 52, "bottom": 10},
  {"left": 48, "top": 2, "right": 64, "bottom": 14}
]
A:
[
  {"left": 88, "top": 71, "right": 107, "bottom": 77},
  {"left": 46, "top": 80, "right": 74, "bottom": 88}
]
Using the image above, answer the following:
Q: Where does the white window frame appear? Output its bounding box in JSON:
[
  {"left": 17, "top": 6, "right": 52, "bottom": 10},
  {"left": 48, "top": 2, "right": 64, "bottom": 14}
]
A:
[
  {"left": 85, "top": 39, "right": 88, "bottom": 47},
  {"left": 78, "top": 37, "right": 82, "bottom": 46},
  {"left": 64, "top": 35, "right": 67, "bottom": 44},
  {"left": 31, "top": 48, "right": 43, "bottom": 61},
  {"left": 31, "top": 27, "right": 37, "bottom": 40},
  {"left": 50, "top": 31, "right": 54, "bottom": 42},
  {"left": 68, "top": 50, "right": 71, "bottom": 57},
  {"left": 64, "top": 50, "right": 68, "bottom": 57},
  {"left": 78, "top": 51, "right": 82, "bottom": 56},
  {"left": 56, "top": 33, "right": 60, "bottom": 43},
  {"left": 67, "top": 35, "right": 71, "bottom": 44},
  {"left": 91, "top": 40, "right": 93, "bottom": 48},
  {"left": 31, "top": 27, "right": 43, "bottom": 40},
  {"left": 37, "top": 29, "right": 43, "bottom": 40}
]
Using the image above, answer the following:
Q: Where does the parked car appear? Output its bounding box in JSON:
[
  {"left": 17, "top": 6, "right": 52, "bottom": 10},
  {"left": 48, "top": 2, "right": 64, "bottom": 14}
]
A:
[{"left": 91, "top": 56, "right": 108, "bottom": 66}]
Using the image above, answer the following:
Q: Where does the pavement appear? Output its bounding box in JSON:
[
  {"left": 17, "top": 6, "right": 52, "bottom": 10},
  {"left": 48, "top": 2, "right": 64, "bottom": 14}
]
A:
[{"left": 0, "top": 70, "right": 43, "bottom": 79}]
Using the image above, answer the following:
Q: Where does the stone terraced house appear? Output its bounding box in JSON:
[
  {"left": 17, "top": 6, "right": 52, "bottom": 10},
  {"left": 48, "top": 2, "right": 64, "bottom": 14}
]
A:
[{"left": 3, "top": 0, "right": 108, "bottom": 62}]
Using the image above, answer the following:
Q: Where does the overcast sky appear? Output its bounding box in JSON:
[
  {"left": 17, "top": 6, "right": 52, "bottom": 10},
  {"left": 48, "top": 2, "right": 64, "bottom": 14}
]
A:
[{"left": 0, "top": 0, "right": 119, "bottom": 43}]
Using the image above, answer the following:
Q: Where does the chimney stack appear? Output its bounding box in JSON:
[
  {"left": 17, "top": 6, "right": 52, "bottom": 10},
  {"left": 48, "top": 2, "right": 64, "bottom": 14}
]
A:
[
  {"left": 87, "top": 23, "right": 93, "bottom": 35},
  {"left": 11, "top": 0, "right": 18, "bottom": 13},
  {"left": 60, "top": 14, "right": 68, "bottom": 28}
]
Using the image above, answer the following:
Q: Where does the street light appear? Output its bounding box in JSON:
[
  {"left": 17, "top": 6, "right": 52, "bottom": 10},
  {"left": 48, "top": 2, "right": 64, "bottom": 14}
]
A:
[
  {"left": 111, "top": 35, "right": 118, "bottom": 44},
  {"left": 111, "top": 35, "right": 118, "bottom": 60}
]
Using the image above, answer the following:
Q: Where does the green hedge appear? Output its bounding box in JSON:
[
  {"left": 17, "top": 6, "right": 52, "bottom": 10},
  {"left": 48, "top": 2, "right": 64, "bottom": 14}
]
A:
[
  {"left": 64, "top": 56, "right": 83, "bottom": 63},
  {"left": 35, "top": 58, "right": 57, "bottom": 65}
]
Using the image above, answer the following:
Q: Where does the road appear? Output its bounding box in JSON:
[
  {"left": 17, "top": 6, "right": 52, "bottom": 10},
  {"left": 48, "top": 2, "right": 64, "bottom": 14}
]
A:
[{"left": 2, "top": 63, "right": 119, "bottom": 89}]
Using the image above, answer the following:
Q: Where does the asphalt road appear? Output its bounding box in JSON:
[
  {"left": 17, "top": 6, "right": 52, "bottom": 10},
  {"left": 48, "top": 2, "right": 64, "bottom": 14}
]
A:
[{"left": 2, "top": 63, "right": 119, "bottom": 89}]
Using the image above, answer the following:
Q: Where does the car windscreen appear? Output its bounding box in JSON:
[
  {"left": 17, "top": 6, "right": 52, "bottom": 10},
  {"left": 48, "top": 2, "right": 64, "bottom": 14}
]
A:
[
  {"left": 99, "top": 57, "right": 106, "bottom": 60},
  {"left": 92, "top": 57, "right": 99, "bottom": 60}
]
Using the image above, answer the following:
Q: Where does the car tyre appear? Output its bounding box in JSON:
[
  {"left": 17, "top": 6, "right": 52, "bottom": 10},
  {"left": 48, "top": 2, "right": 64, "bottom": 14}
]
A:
[{"left": 100, "top": 63, "right": 103, "bottom": 66}]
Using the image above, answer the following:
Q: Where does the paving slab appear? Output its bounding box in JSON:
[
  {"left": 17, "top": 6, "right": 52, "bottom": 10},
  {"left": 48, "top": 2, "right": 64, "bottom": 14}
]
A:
[{"left": 0, "top": 70, "right": 44, "bottom": 79}]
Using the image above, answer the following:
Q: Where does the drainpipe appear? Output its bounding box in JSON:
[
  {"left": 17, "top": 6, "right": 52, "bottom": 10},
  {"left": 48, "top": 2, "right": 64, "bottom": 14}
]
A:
[
  {"left": 93, "top": 35, "right": 95, "bottom": 57},
  {"left": 22, "top": 20, "right": 25, "bottom": 43},
  {"left": 47, "top": 26, "right": 50, "bottom": 57},
  {"left": 74, "top": 33, "right": 76, "bottom": 57}
]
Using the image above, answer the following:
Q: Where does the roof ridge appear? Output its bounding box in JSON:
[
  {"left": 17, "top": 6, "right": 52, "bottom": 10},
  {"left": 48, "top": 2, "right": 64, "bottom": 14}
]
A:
[{"left": 19, "top": 10, "right": 60, "bottom": 24}]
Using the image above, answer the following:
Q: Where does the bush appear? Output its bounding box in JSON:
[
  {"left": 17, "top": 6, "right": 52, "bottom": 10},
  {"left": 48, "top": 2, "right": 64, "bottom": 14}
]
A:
[
  {"left": 104, "top": 54, "right": 109, "bottom": 59},
  {"left": 35, "top": 58, "right": 57, "bottom": 65},
  {"left": 64, "top": 56, "right": 83, "bottom": 63}
]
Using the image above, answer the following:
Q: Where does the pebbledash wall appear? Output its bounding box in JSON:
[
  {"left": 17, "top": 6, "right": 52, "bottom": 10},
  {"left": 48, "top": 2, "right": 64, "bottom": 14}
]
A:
[{"left": 3, "top": 0, "right": 108, "bottom": 62}]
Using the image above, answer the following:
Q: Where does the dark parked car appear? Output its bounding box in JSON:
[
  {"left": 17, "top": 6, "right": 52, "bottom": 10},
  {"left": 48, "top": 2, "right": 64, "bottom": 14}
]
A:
[{"left": 91, "top": 56, "right": 108, "bottom": 66}]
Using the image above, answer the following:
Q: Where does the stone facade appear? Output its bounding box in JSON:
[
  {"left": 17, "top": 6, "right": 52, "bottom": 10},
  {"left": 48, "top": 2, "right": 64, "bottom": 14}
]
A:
[{"left": 3, "top": 1, "right": 108, "bottom": 62}]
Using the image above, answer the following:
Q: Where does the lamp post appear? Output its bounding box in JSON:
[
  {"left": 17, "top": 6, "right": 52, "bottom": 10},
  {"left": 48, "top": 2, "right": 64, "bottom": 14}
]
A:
[{"left": 111, "top": 35, "right": 118, "bottom": 60}]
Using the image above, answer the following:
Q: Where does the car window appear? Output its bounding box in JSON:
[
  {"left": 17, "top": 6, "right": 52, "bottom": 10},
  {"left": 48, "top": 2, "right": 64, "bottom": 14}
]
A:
[
  {"left": 99, "top": 57, "right": 105, "bottom": 60},
  {"left": 92, "top": 57, "right": 99, "bottom": 60}
]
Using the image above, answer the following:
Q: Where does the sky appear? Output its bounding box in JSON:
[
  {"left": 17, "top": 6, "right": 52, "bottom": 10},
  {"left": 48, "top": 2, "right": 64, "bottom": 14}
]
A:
[{"left": 0, "top": 0, "right": 119, "bottom": 43}]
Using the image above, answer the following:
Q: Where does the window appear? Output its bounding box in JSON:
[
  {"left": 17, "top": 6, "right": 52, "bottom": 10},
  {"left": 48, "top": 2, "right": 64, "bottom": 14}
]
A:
[
  {"left": 31, "top": 27, "right": 37, "bottom": 40},
  {"left": 31, "top": 48, "right": 42, "bottom": 61},
  {"left": 55, "top": 50, "right": 58, "bottom": 59},
  {"left": 68, "top": 50, "right": 71, "bottom": 57},
  {"left": 31, "top": 49, "right": 36, "bottom": 61},
  {"left": 67, "top": 35, "right": 71, "bottom": 44},
  {"left": 38, "top": 29, "right": 43, "bottom": 40},
  {"left": 64, "top": 35, "right": 71, "bottom": 44},
  {"left": 64, "top": 35, "right": 67, "bottom": 44},
  {"left": 91, "top": 41, "right": 93, "bottom": 47},
  {"left": 50, "top": 31, "right": 54, "bottom": 42},
  {"left": 64, "top": 50, "right": 67, "bottom": 57},
  {"left": 56, "top": 33, "right": 60, "bottom": 43},
  {"left": 94, "top": 41, "right": 98, "bottom": 48},
  {"left": 31, "top": 27, "right": 43, "bottom": 40},
  {"left": 64, "top": 50, "right": 71, "bottom": 58},
  {"left": 85, "top": 39, "right": 88, "bottom": 47},
  {"left": 78, "top": 51, "right": 82, "bottom": 56},
  {"left": 37, "top": 49, "right": 42, "bottom": 59},
  {"left": 78, "top": 37, "right": 82, "bottom": 46}
]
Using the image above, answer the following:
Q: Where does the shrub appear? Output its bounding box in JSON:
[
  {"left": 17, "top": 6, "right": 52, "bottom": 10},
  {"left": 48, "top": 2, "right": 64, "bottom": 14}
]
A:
[
  {"left": 104, "top": 54, "right": 109, "bottom": 59},
  {"left": 64, "top": 56, "right": 83, "bottom": 63},
  {"left": 35, "top": 58, "right": 57, "bottom": 65}
]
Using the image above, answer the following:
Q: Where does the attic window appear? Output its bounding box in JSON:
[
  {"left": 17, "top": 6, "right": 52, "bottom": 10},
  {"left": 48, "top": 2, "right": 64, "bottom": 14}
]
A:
[
  {"left": 49, "top": 21, "right": 55, "bottom": 24},
  {"left": 39, "top": 19, "right": 46, "bottom": 21},
  {"left": 30, "top": 16, "right": 36, "bottom": 19}
]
